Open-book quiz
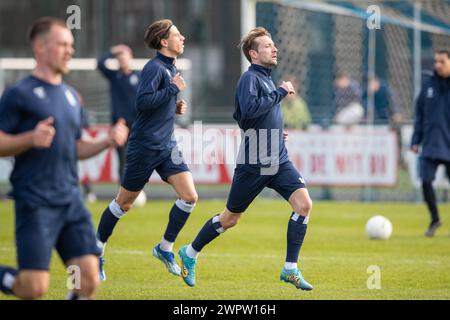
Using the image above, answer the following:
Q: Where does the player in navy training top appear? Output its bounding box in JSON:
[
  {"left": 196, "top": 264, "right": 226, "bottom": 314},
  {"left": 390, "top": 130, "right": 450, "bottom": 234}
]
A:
[
  {"left": 78, "top": 92, "right": 98, "bottom": 202},
  {"left": 0, "top": 18, "right": 128, "bottom": 300},
  {"left": 97, "top": 44, "right": 139, "bottom": 182},
  {"left": 178, "top": 27, "right": 314, "bottom": 290},
  {"left": 411, "top": 50, "right": 450, "bottom": 237},
  {"left": 96, "top": 19, "right": 198, "bottom": 281}
]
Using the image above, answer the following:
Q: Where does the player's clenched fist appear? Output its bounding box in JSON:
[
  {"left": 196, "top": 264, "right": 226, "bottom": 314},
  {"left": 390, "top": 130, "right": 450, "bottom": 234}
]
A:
[
  {"left": 110, "top": 118, "right": 129, "bottom": 147},
  {"left": 171, "top": 72, "right": 186, "bottom": 91},
  {"left": 411, "top": 145, "right": 420, "bottom": 154},
  {"left": 280, "top": 81, "right": 295, "bottom": 95},
  {"left": 176, "top": 100, "right": 188, "bottom": 115},
  {"left": 32, "top": 117, "right": 55, "bottom": 148}
]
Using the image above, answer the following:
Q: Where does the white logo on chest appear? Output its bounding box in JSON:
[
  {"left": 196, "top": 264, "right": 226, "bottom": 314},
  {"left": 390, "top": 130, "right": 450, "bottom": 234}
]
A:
[
  {"left": 65, "top": 89, "right": 77, "bottom": 108},
  {"left": 426, "top": 87, "right": 434, "bottom": 98},
  {"left": 33, "top": 87, "right": 46, "bottom": 99},
  {"left": 129, "top": 74, "right": 139, "bottom": 86}
]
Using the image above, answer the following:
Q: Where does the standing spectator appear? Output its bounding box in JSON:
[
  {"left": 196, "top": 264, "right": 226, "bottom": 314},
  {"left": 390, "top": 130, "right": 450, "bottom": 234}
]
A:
[{"left": 363, "top": 77, "right": 403, "bottom": 166}]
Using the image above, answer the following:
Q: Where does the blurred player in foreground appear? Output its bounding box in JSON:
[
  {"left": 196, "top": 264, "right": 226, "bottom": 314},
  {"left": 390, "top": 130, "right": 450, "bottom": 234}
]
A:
[
  {"left": 0, "top": 17, "right": 128, "bottom": 299},
  {"left": 97, "top": 43, "right": 139, "bottom": 185},
  {"left": 178, "top": 27, "right": 313, "bottom": 290}
]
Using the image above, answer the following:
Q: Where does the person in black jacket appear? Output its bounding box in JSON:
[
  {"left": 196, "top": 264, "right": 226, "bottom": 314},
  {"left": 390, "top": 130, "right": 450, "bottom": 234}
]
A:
[{"left": 411, "top": 50, "right": 450, "bottom": 237}]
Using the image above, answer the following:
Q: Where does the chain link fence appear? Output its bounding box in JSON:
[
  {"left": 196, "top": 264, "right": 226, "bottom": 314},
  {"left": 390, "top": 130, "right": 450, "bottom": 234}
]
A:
[{"left": 254, "top": 0, "right": 450, "bottom": 201}]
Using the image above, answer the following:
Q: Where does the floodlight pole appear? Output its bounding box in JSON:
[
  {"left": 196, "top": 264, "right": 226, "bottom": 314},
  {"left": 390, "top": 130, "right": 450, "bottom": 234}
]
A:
[{"left": 367, "top": 30, "right": 376, "bottom": 126}]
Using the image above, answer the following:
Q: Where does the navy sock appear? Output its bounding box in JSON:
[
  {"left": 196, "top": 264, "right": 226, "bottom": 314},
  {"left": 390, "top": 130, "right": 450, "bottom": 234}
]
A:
[
  {"left": 66, "top": 291, "right": 89, "bottom": 300},
  {"left": 422, "top": 182, "right": 440, "bottom": 223},
  {"left": 286, "top": 212, "right": 308, "bottom": 263},
  {"left": 97, "top": 199, "right": 125, "bottom": 243},
  {"left": 191, "top": 215, "right": 225, "bottom": 252},
  {"left": 163, "top": 199, "right": 194, "bottom": 242},
  {"left": 0, "top": 266, "right": 17, "bottom": 295}
]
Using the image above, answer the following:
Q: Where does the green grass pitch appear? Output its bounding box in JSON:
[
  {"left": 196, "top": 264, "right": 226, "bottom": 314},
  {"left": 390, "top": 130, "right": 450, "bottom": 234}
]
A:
[{"left": 1, "top": 199, "right": 449, "bottom": 300}]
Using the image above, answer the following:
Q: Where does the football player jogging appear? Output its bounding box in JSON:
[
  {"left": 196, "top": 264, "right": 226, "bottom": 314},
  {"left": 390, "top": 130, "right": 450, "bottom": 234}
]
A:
[
  {"left": 0, "top": 17, "right": 128, "bottom": 299},
  {"left": 411, "top": 49, "right": 450, "bottom": 237},
  {"left": 178, "top": 27, "right": 313, "bottom": 290},
  {"left": 96, "top": 19, "right": 198, "bottom": 280}
]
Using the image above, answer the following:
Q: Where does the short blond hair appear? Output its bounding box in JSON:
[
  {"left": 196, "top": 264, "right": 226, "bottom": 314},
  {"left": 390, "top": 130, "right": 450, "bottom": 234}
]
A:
[{"left": 238, "top": 27, "right": 272, "bottom": 63}]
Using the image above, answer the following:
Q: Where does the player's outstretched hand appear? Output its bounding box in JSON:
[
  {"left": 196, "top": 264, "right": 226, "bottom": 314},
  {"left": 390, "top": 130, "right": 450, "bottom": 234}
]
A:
[
  {"left": 110, "top": 118, "right": 129, "bottom": 147},
  {"left": 176, "top": 100, "right": 188, "bottom": 115},
  {"left": 411, "top": 145, "right": 420, "bottom": 154},
  {"left": 280, "top": 81, "right": 295, "bottom": 95},
  {"left": 283, "top": 131, "right": 289, "bottom": 142},
  {"left": 171, "top": 73, "right": 186, "bottom": 91},
  {"left": 32, "top": 117, "right": 55, "bottom": 148}
]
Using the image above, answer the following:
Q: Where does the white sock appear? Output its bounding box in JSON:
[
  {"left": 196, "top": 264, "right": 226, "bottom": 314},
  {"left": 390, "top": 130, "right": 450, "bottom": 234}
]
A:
[
  {"left": 284, "top": 262, "right": 297, "bottom": 270},
  {"left": 186, "top": 244, "right": 199, "bottom": 259},
  {"left": 159, "top": 238, "right": 174, "bottom": 252}
]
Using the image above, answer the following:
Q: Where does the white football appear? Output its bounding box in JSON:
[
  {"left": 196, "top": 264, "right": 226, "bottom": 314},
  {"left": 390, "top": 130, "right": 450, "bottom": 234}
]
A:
[
  {"left": 366, "top": 215, "right": 393, "bottom": 240},
  {"left": 133, "top": 191, "right": 147, "bottom": 208}
]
